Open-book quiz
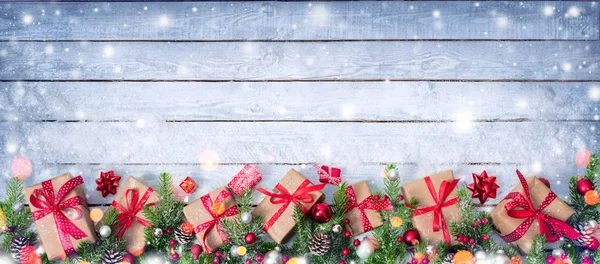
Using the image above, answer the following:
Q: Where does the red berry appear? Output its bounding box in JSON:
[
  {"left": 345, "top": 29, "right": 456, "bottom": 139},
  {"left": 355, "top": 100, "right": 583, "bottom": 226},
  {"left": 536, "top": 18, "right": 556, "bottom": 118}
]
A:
[
  {"left": 344, "top": 230, "right": 352, "bottom": 238},
  {"left": 339, "top": 261, "right": 346, "bottom": 264},
  {"left": 480, "top": 218, "right": 488, "bottom": 225},
  {"left": 256, "top": 254, "right": 264, "bottom": 262},
  {"left": 398, "top": 195, "right": 404, "bottom": 201},
  {"left": 344, "top": 218, "right": 350, "bottom": 224},
  {"left": 469, "top": 239, "right": 475, "bottom": 245},
  {"left": 482, "top": 235, "right": 489, "bottom": 241},
  {"left": 456, "top": 236, "right": 463, "bottom": 242},
  {"left": 282, "top": 256, "right": 290, "bottom": 263},
  {"left": 383, "top": 195, "right": 389, "bottom": 201},
  {"left": 353, "top": 239, "right": 361, "bottom": 247},
  {"left": 169, "top": 239, "right": 176, "bottom": 246},
  {"left": 422, "top": 258, "right": 430, "bottom": 264},
  {"left": 166, "top": 228, "right": 173, "bottom": 235},
  {"left": 373, "top": 194, "right": 381, "bottom": 200},
  {"left": 245, "top": 260, "right": 252, "bottom": 264},
  {"left": 172, "top": 253, "right": 180, "bottom": 260},
  {"left": 342, "top": 248, "right": 350, "bottom": 256},
  {"left": 473, "top": 221, "right": 480, "bottom": 227},
  {"left": 397, "top": 236, "right": 403, "bottom": 243},
  {"left": 411, "top": 258, "right": 418, "bottom": 264}
]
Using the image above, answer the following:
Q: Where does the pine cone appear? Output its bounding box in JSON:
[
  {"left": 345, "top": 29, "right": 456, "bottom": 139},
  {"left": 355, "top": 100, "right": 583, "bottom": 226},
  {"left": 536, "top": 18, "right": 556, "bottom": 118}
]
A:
[
  {"left": 441, "top": 253, "right": 455, "bottom": 264},
  {"left": 175, "top": 226, "right": 194, "bottom": 245},
  {"left": 10, "top": 236, "right": 29, "bottom": 261},
  {"left": 101, "top": 249, "right": 124, "bottom": 264},
  {"left": 573, "top": 221, "right": 594, "bottom": 247},
  {"left": 308, "top": 232, "right": 331, "bottom": 256}
]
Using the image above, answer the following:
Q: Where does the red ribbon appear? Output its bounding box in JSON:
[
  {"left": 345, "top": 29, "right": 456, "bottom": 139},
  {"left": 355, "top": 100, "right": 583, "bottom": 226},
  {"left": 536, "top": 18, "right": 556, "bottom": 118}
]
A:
[
  {"left": 406, "top": 176, "right": 459, "bottom": 244},
  {"left": 111, "top": 188, "right": 155, "bottom": 239},
  {"left": 501, "top": 170, "right": 580, "bottom": 243},
  {"left": 227, "top": 164, "right": 262, "bottom": 195},
  {"left": 314, "top": 164, "right": 341, "bottom": 186},
  {"left": 29, "top": 176, "right": 88, "bottom": 258},
  {"left": 257, "top": 180, "right": 326, "bottom": 232},
  {"left": 193, "top": 190, "right": 239, "bottom": 253},
  {"left": 345, "top": 185, "right": 393, "bottom": 232}
]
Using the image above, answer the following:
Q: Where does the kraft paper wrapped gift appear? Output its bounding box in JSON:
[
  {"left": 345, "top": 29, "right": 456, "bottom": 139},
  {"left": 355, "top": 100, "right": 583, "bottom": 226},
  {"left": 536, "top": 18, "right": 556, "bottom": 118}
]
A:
[{"left": 344, "top": 181, "right": 393, "bottom": 236}]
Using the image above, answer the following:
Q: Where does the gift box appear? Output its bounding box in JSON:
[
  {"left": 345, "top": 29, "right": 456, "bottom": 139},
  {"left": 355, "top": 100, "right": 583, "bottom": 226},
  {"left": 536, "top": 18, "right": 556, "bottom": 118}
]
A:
[
  {"left": 400, "top": 170, "right": 461, "bottom": 245},
  {"left": 345, "top": 181, "right": 393, "bottom": 235},
  {"left": 254, "top": 169, "right": 325, "bottom": 244},
  {"left": 227, "top": 164, "right": 262, "bottom": 196},
  {"left": 490, "top": 170, "right": 579, "bottom": 253},
  {"left": 106, "top": 176, "right": 158, "bottom": 256},
  {"left": 183, "top": 187, "right": 238, "bottom": 253},
  {"left": 25, "top": 173, "right": 98, "bottom": 260}
]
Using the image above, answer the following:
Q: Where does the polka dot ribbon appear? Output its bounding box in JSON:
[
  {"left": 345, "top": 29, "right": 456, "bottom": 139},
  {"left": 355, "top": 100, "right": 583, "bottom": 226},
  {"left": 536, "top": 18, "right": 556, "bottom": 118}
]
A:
[
  {"left": 257, "top": 180, "right": 326, "bottom": 232},
  {"left": 405, "top": 176, "right": 460, "bottom": 244},
  {"left": 227, "top": 164, "right": 262, "bottom": 196},
  {"left": 313, "top": 164, "right": 341, "bottom": 186},
  {"left": 193, "top": 189, "right": 239, "bottom": 253},
  {"left": 345, "top": 185, "right": 393, "bottom": 232},
  {"left": 501, "top": 170, "right": 580, "bottom": 243},
  {"left": 29, "top": 176, "right": 88, "bottom": 258},
  {"left": 111, "top": 188, "right": 155, "bottom": 239}
]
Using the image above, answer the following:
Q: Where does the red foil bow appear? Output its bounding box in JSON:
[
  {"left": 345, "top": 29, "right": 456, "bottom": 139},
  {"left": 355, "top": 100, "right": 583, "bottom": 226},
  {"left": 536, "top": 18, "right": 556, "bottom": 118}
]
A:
[
  {"left": 345, "top": 185, "right": 393, "bottom": 232},
  {"left": 501, "top": 170, "right": 580, "bottom": 243},
  {"left": 257, "top": 180, "right": 326, "bottom": 232},
  {"left": 29, "top": 176, "right": 88, "bottom": 258},
  {"left": 406, "top": 176, "right": 459, "bottom": 244},
  {"left": 111, "top": 188, "right": 155, "bottom": 239},
  {"left": 227, "top": 164, "right": 262, "bottom": 195},
  {"left": 314, "top": 164, "right": 341, "bottom": 185},
  {"left": 193, "top": 189, "right": 239, "bottom": 252}
]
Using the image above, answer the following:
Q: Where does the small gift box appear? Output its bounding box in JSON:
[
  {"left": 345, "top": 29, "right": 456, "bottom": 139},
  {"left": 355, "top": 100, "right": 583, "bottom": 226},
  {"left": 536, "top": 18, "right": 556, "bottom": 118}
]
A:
[
  {"left": 183, "top": 187, "right": 238, "bottom": 253},
  {"left": 106, "top": 176, "right": 158, "bottom": 256},
  {"left": 400, "top": 170, "right": 461, "bottom": 245},
  {"left": 490, "top": 170, "right": 579, "bottom": 253},
  {"left": 25, "top": 173, "right": 98, "bottom": 260},
  {"left": 314, "top": 164, "right": 341, "bottom": 185},
  {"left": 345, "top": 181, "right": 393, "bottom": 235},
  {"left": 254, "top": 169, "right": 326, "bottom": 244},
  {"left": 227, "top": 164, "right": 262, "bottom": 196}
]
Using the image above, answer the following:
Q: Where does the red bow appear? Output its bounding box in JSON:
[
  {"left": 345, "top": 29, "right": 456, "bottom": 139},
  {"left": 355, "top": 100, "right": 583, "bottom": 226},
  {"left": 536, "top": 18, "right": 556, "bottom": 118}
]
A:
[
  {"left": 111, "top": 188, "right": 155, "bottom": 239},
  {"left": 227, "top": 164, "right": 262, "bottom": 195},
  {"left": 257, "top": 180, "right": 326, "bottom": 232},
  {"left": 406, "top": 176, "right": 459, "bottom": 244},
  {"left": 345, "top": 185, "right": 393, "bottom": 232},
  {"left": 501, "top": 170, "right": 580, "bottom": 243},
  {"left": 314, "top": 164, "right": 341, "bottom": 186},
  {"left": 193, "top": 190, "right": 239, "bottom": 253},
  {"left": 29, "top": 176, "right": 88, "bottom": 258}
]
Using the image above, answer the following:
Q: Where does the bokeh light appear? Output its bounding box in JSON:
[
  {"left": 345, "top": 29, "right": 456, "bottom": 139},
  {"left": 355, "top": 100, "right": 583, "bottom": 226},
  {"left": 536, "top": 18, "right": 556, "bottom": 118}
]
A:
[
  {"left": 198, "top": 150, "right": 220, "bottom": 171},
  {"left": 11, "top": 155, "right": 32, "bottom": 180},
  {"left": 89, "top": 208, "right": 104, "bottom": 222}
]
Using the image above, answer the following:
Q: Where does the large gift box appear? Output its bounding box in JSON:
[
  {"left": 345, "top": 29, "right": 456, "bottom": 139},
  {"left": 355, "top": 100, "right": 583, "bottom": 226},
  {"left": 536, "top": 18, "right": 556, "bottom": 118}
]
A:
[
  {"left": 345, "top": 181, "right": 393, "bottom": 236},
  {"left": 254, "top": 169, "right": 325, "bottom": 244},
  {"left": 490, "top": 170, "right": 579, "bottom": 253},
  {"left": 106, "top": 176, "right": 158, "bottom": 256},
  {"left": 400, "top": 170, "right": 461, "bottom": 245},
  {"left": 183, "top": 187, "right": 238, "bottom": 253},
  {"left": 25, "top": 173, "right": 98, "bottom": 260}
]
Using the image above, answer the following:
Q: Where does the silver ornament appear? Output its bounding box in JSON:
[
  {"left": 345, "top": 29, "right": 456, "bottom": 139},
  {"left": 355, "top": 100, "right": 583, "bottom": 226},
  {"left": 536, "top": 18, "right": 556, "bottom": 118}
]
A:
[
  {"left": 230, "top": 245, "right": 239, "bottom": 256},
  {"left": 332, "top": 224, "right": 342, "bottom": 233},
  {"left": 589, "top": 220, "right": 598, "bottom": 228},
  {"left": 494, "top": 251, "right": 509, "bottom": 264},
  {"left": 349, "top": 261, "right": 356, "bottom": 264},
  {"left": 11, "top": 202, "right": 24, "bottom": 212},
  {"left": 35, "top": 245, "right": 45, "bottom": 256},
  {"left": 264, "top": 249, "right": 282, "bottom": 264},
  {"left": 474, "top": 250, "right": 486, "bottom": 260},
  {"left": 387, "top": 169, "right": 400, "bottom": 181},
  {"left": 241, "top": 212, "right": 252, "bottom": 224},
  {"left": 552, "top": 248, "right": 566, "bottom": 258},
  {"left": 153, "top": 228, "right": 163, "bottom": 237},
  {"left": 356, "top": 239, "right": 375, "bottom": 259},
  {"left": 99, "top": 225, "right": 112, "bottom": 238}
]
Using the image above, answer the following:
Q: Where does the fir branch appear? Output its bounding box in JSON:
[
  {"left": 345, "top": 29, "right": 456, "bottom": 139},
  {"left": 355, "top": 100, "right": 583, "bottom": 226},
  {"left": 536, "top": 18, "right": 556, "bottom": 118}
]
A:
[
  {"left": 0, "top": 178, "right": 35, "bottom": 251},
  {"left": 236, "top": 189, "right": 254, "bottom": 213},
  {"left": 526, "top": 234, "right": 547, "bottom": 264},
  {"left": 292, "top": 205, "right": 312, "bottom": 255},
  {"left": 70, "top": 237, "right": 127, "bottom": 263},
  {"left": 449, "top": 188, "right": 493, "bottom": 252}
]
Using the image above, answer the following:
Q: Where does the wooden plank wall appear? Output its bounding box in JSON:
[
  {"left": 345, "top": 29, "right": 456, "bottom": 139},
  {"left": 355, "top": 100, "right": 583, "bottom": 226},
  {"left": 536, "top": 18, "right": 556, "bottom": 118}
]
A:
[{"left": 0, "top": 1, "right": 599, "bottom": 207}]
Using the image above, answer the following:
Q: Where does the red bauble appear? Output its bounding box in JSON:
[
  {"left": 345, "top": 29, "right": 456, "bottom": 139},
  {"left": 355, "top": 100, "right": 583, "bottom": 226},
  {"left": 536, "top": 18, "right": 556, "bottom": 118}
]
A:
[
  {"left": 166, "top": 228, "right": 173, "bottom": 235},
  {"left": 398, "top": 195, "right": 404, "bottom": 201},
  {"left": 588, "top": 238, "right": 600, "bottom": 250},
  {"left": 402, "top": 229, "right": 421, "bottom": 246},
  {"left": 245, "top": 232, "right": 257, "bottom": 244},
  {"left": 169, "top": 239, "right": 177, "bottom": 246},
  {"left": 578, "top": 179, "right": 594, "bottom": 195},
  {"left": 256, "top": 254, "right": 264, "bottom": 262},
  {"left": 339, "top": 261, "right": 346, "bottom": 264},
  {"left": 123, "top": 253, "right": 136, "bottom": 264},
  {"left": 538, "top": 177, "right": 551, "bottom": 188},
  {"left": 191, "top": 244, "right": 203, "bottom": 260},
  {"left": 342, "top": 248, "right": 350, "bottom": 256},
  {"left": 311, "top": 203, "right": 333, "bottom": 223},
  {"left": 172, "top": 253, "right": 180, "bottom": 260},
  {"left": 344, "top": 230, "right": 352, "bottom": 238},
  {"left": 344, "top": 218, "right": 350, "bottom": 224},
  {"left": 353, "top": 239, "right": 361, "bottom": 246}
]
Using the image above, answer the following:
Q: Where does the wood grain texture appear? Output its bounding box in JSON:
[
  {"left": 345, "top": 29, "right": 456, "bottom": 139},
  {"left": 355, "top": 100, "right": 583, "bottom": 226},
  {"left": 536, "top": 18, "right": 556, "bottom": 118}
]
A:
[
  {"left": 1, "top": 41, "right": 598, "bottom": 81},
  {"left": 0, "top": 2, "right": 597, "bottom": 40},
  {"left": 1, "top": 81, "right": 599, "bottom": 122}
]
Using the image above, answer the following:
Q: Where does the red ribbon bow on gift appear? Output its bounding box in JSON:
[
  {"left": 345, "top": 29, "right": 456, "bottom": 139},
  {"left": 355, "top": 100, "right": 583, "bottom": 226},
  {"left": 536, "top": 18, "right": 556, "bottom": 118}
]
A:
[
  {"left": 406, "top": 176, "right": 459, "bottom": 244},
  {"left": 227, "top": 164, "right": 262, "bottom": 196},
  {"left": 501, "top": 170, "right": 580, "bottom": 243},
  {"left": 111, "top": 188, "right": 155, "bottom": 239},
  {"left": 257, "top": 180, "right": 326, "bottom": 232},
  {"left": 345, "top": 185, "right": 393, "bottom": 232},
  {"left": 314, "top": 164, "right": 341, "bottom": 186},
  {"left": 29, "top": 176, "right": 88, "bottom": 258},
  {"left": 193, "top": 190, "right": 239, "bottom": 253}
]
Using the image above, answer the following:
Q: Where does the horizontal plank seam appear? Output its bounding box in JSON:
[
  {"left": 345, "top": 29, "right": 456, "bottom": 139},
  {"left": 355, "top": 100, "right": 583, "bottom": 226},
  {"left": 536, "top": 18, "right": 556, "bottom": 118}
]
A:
[
  {"left": 0, "top": 39, "right": 597, "bottom": 43},
  {"left": 1, "top": 79, "right": 600, "bottom": 83},
  {"left": 51, "top": 162, "right": 515, "bottom": 166},
  {"left": 1, "top": 119, "right": 599, "bottom": 123}
]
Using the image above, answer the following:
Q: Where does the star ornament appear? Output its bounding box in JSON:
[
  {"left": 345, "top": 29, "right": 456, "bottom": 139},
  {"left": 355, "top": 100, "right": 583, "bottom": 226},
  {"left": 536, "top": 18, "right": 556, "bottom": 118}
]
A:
[
  {"left": 466, "top": 170, "right": 499, "bottom": 204},
  {"left": 95, "top": 170, "right": 121, "bottom": 197}
]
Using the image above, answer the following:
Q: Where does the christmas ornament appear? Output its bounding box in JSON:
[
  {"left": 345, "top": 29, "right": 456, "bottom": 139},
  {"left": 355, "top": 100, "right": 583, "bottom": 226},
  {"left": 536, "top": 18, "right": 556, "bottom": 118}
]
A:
[
  {"left": 308, "top": 232, "right": 331, "bottom": 256},
  {"left": 264, "top": 249, "right": 282, "bottom": 264},
  {"left": 584, "top": 190, "right": 600, "bottom": 205},
  {"left": 474, "top": 250, "right": 486, "bottom": 260},
  {"left": 96, "top": 170, "right": 121, "bottom": 197},
  {"left": 314, "top": 163, "right": 342, "bottom": 185},
  {"left": 99, "top": 225, "right": 112, "bottom": 238},
  {"left": 12, "top": 202, "right": 24, "bottom": 212},
  {"left": 552, "top": 248, "right": 565, "bottom": 258},
  {"left": 227, "top": 164, "right": 263, "bottom": 195},
  {"left": 344, "top": 230, "right": 352, "bottom": 238},
  {"left": 332, "top": 224, "right": 342, "bottom": 233},
  {"left": 386, "top": 167, "right": 400, "bottom": 181},
  {"left": 240, "top": 212, "right": 252, "bottom": 224},
  {"left": 509, "top": 256, "right": 522, "bottom": 264},
  {"left": 494, "top": 250, "right": 509, "bottom": 264},
  {"left": 244, "top": 232, "right": 257, "bottom": 244},
  {"left": 353, "top": 239, "right": 361, "bottom": 246},
  {"left": 452, "top": 250, "right": 474, "bottom": 264},
  {"left": 577, "top": 149, "right": 592, "bottom": 168},
  {"left": 237, "top": 246, "right": 247, "bottom": 256},
  {"left": 169, "top": 239, "right": 177, "bottom": 247},
  {"left": 153, "top": 228, "right": 163, "bottom": 237},
  {"left": 180, "top": 222, "right": 194, "bottom": 234},
  {"left": 100, "top": 249, "right": 123, "bottom": 264},
  {"left": 391, "top": 216, "right": 403, "bottom": 228},
  {"left": 342, "top": 248, "right": 350, "bottom": 256},
  {"left": 191, "top": 244, "right": 203, "bottom": 260},
  {"left": 123, "top": 253, "right": 136, "bottom": 264},
  {"left": 175, "top": 226, "right": 194, "bottom": 244},
  {"left": 311, "top": 203, "right": 333, "bottom": 223},
  {"left": 11, "top": 236, "right": 29, "bottom": 261},
  {"left": 538, "top": 178, "right": 551, "bottom": 188},
  {"left": 356, "top": 239, "right": 375, "bottom": 259},
  {"left": 166, "top": 228, "right": 173, "bottom": 235},
  {"left": 0, "top": 208, "right": 6, "bottom": 231},
  {"left": 172, "top": 252, "right": 179, "bottom": 260},
  {"left": 90, "top": 207, "right": 104, "bottom": 222},
  {"left": 578, "top": 179, "right": 594, "bottom": 195},
  {"left": 19, "top": 245, "right": 41, "bottom": 264},
  {"left": 466, "top": 170, "right": 499, "bottom": 204},
  {"left": 403, "top": 229, "right": 421, "bottom": 246},
  {"left": 179, "top": 176, "right": 197, "bottom": 194}
]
